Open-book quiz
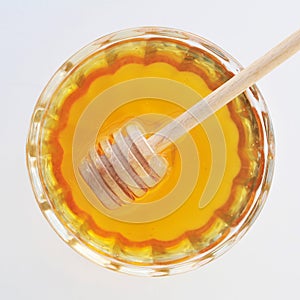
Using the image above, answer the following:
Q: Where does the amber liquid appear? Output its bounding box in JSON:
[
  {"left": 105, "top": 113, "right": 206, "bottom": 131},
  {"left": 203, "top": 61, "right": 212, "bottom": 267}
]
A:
[{"left": 40, "top": 38, "right": 264, "bottom": 265}]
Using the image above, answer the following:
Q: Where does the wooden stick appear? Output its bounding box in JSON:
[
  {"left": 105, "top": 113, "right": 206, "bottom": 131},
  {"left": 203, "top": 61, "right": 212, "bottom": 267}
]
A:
[{"left": 148, "top": 29, "right": 300, "bottom": 153}]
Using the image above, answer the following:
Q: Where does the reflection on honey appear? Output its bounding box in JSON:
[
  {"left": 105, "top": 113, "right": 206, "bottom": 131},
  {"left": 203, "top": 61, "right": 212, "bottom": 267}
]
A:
[{"left": 40, "top": 38, "right": 264, "bottom": 265}]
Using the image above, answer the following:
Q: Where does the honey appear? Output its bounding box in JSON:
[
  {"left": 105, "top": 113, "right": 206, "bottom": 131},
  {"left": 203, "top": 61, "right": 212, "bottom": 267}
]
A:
[{"left": 28, "top": 28, "right": 274, "bottom": 275}]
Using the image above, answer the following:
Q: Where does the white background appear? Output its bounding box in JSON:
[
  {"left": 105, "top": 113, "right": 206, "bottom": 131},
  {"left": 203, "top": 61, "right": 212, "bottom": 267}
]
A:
[{"left": 1, "top": 1, "right": 299, "bottom": 299}]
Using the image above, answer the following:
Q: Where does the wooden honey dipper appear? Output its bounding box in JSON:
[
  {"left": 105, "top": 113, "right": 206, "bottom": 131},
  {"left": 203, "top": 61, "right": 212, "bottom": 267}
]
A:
[{"left": 79, "top": 29, "right": 300, "bottom": 210}]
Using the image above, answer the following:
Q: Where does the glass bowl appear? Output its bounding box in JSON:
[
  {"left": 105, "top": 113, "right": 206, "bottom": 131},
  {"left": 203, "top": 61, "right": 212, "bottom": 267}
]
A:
[{"left": 26, "top": 26, "right": 275, "bottom": 276}]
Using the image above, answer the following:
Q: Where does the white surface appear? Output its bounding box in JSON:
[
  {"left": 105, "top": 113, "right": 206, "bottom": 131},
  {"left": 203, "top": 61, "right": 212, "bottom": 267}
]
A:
[{"left": 0, "top": 1, "right": 299, "bottom": 299}]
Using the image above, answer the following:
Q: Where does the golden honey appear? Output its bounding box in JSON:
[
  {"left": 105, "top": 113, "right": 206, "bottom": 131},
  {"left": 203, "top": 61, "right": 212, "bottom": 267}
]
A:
[{"left": 27, "top": 28, "right": 274, "bottom": 275}]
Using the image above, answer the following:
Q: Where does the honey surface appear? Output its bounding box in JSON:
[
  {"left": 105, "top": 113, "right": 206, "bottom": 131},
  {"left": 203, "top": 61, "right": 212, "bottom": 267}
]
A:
[{"left": 40, "top": 39, "right": 263, "bottom": 264}]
